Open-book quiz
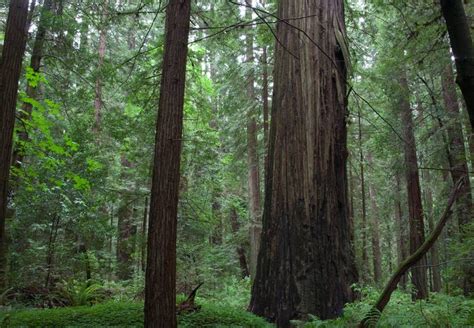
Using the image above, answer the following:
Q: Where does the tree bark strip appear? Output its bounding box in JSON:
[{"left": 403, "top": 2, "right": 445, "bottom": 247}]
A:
[
  {"left": 440, "top": 0, "right": 474, "bottom": 130},
  {"left": 0, "top": 0, "right": 29, "bottom": 289},
  {"left": 144, "top": 1, "right": 191, "bottom": 327}
]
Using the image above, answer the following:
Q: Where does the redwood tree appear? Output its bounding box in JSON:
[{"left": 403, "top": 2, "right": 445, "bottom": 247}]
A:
[
  {"left": 0, "top": 0, "right": 29, "bottom": 289},
  {"left": 398, "top": 75, "right": 428, "bottom": 300},
  {"left": 439, "top": 0, "right": 474, "bottom": 130},
  {"left": 249, "top": 1, "right": 358, "bottom": 325},
  {"left": 144, "top": 0, "right": 191, "bottom": 327}
]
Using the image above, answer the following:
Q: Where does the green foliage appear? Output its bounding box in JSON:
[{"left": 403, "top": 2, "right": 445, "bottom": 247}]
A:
[
  {"left": 56, "top": 280, "right": 108, "bottom": 306},
  {"left": 304, "top": 288, "right": 474, "bottom": 328},
  {"left": 0, "top": 301, "right": 272, "bottom": 327}
]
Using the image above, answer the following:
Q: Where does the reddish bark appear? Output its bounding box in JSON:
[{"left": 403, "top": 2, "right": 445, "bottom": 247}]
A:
[
  {"left": 399, "top": 75, "right": 428, "bottom": 300},
  {"left": 144, "top": 1, "right": 191, "bottom": 327},
  {"left": 250, "top": 1, "right": 357, "bottom": 325},
  {"left": 0, "top": 0, "right": 30, "bottom": 289}
]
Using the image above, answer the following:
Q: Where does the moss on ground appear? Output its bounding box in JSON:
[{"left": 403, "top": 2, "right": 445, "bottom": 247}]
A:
[{"left": 0, "top": 301, "right": 273, "bottom": 327}]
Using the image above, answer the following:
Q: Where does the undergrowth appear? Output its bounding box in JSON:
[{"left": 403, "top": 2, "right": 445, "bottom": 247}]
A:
[{"left": 304, "top": 286, "right": 474, "bottom": 327}]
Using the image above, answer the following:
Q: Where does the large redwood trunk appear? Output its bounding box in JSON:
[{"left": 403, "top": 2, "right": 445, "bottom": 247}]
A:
[
  {"left": 399, "top": 75, "right": 428, "bottom": 300},
  {"left": 440, "top": 0, "right": 474, "bottom": 130},
  {"left": 0, "top": 0, "right": 29, "bottom": 289},
  {"left": 144, "top": 1, "right": 191, "bottom": 327},
  {"left": 249, "top": 1, "right": 358, "bottom": 325}
]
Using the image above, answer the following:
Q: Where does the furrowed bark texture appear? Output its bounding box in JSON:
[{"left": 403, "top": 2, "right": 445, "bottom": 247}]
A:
[
  {"left": 440, "top": 0, "right": 474, "bottom": 130},
  {"left": 249, "top": 1, "right": 358, "bottom": 325},
  {"left": 0, "top": 0, "right": 29, "bottom": 289},
  {"left": 399, "top": 75, "right": 428, "bottom": 300},
  {"left": 144, "top": 1, "right": 191, "bottom": 327}
]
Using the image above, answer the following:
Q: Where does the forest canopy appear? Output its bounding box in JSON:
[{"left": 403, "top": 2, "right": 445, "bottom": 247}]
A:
[{"left": 0, "top": 0, "right": 473, "bottom": 327}]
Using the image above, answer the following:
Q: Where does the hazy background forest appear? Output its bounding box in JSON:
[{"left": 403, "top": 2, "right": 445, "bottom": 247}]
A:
[{"left": 0, "top": 0, "right": 473, "bottom": 327}]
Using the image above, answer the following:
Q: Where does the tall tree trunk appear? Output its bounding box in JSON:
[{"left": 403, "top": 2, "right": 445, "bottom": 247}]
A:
[
  {"left": 245, "top": 3, "right": 261, "bottom": 279},
  {"left": 367, "top": 153, "right": 382, "bottom": 285},
  {"left": 394, "top": 173, "right": 408, "bottom": 289},
  {"left": 399, "top": 75, "right": 428, "bottom": 300},
  {"left": 358, "top": 109, "right": 370, "bottom": 282},
  {"left": 93, "top": 0, "right": 108, "bottom": 133},
  {"left": 229, "top": 207, "right": 250, "bottom": 278},
  {"left": 441, "top": 62, "right": 474, "bottom": 295},
  {"left": 262, "top": 45, "right": 270, "bottom": 172},
  {"left": 422, "top": 168, "right": 442, "bottom": 292},
  {"left": 116, "top": 192, "right": 135, "bottom": 280},
  {"left": 0, "top": 0, "right": 29, "bottom": 290},
  {"left": 144, "top": 1, "right": 191, "bottom": 327},
  {"left": 141, "top": 196, "right": 148, "bottom": 273},
  {"left": 249, "top": 1, "right": 358, "bottom": 325},
  {"left": 440, "top": 0, "right": 474, "bottom": 130},
  {"left": 12, "top": 0, "right": 53, "bottom": 176}
]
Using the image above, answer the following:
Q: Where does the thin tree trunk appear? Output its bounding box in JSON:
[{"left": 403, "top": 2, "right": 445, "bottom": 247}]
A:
[
  {"left": 250, "top": 1, "right": 358, "bottom": 325},
  {"left": 93, "top": 0, "right": 108, "bottom": 133},
  {"left": 422, "top": 168, "right": 442, "bottom": 292},
  {"left": 12, "top": 0, "right": 53, "bottom": 175},
  {"left": 394, "top": 174, "right": 408, "bottom": 289},
  {"left": 367, "top": 153, "right": 382, "bottom": 285},
  {"left": 262, "top": 45, "right": 270, "bottom": 172},
  {"left": 144, "top": 1, "right": 191, "bottom": 327},
  {"left": 440, "top": 0, "right": 474, "bottom": 130},
  {"left": 0, "top": 0, "right": 29, "bottom": 290},
  {"left": 229, "top": 207, "right": 250, "bottom": 278},
  {"left": 358, "top": 109, "right": 370, "bottom": 282},
  {"left": 245, "top": 2, "right": 261, "bottom": 279},
  {"left": 141, "top": 197, "right": 148, "bottom": 273},
  {"left": 399, "top": 74, "right": 428, "bottom": 300},
  {"left": 117, "top": 192, "right": 134, "bottom": 280},
  {"left": 45, "top": 215, "right": 60, "bottom": 289}
]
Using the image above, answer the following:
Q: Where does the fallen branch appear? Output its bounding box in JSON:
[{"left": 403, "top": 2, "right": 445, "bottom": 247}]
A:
[
  {"left": 176, "top": 282, "right": 203, "bottom": 315},
  {"left": 359, "top": 177, "right": 467, "bottom": 328}
]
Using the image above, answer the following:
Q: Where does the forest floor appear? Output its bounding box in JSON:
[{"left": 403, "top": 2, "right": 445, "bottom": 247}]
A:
[{"left": 0, "top": 288, "right": 472, "bottom": 327}]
